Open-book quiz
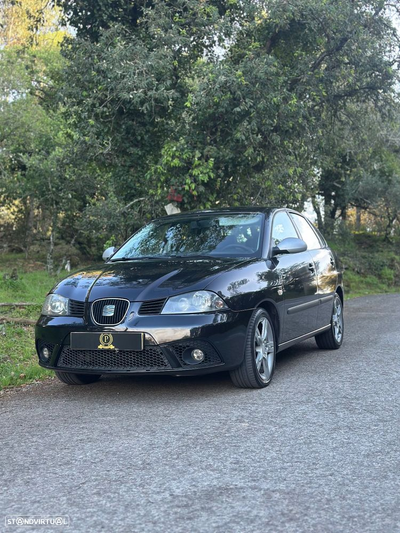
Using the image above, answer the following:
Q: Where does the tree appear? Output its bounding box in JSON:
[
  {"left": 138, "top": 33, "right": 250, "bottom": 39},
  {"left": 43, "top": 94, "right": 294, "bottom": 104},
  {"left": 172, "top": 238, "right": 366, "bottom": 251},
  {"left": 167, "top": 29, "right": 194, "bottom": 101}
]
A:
[
  {"left": 310, "top": 101, "right": 400, "bottom": 235},
  {"left": 1, "top": 0, "right": 400, "bottom": 259},
  {"left": 355, "top": 115, "right": 400, "bottom": 239},
  {"left": 0, "top": 1, "right": 87, "bottom": 267},
  {"left": 0, "top": 0, "right": 65, "bottom": 48},
  {"left": 59, "top": 0, "right": 400, "bottom": 218}
]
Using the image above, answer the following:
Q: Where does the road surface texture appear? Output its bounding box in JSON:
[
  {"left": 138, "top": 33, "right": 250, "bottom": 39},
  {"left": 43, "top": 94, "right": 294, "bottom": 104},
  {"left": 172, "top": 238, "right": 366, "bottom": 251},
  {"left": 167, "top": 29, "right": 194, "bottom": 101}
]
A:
[{"left": 1, "top": 294, "right": 399, "bottom": 533}]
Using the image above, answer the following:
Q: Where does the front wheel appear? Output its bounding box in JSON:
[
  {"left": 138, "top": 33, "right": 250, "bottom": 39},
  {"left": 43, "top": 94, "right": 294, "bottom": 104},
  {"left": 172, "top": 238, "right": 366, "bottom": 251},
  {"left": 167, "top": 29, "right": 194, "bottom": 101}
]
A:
[
  {"left": 315, "top": 293, "right": 344, "bottom": 350},
  {"left": 230, "top": 308, "right": 276, "bottom": 389},
  {"left": 55, "top": 371, "right": 101, "bottom": 385}
]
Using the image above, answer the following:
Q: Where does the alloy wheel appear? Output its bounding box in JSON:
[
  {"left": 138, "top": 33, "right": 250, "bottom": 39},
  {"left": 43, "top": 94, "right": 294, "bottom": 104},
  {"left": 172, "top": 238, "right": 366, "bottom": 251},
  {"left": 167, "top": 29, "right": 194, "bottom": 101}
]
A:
[
  {"left": 332, "top": 296, "right": 343, "bottom": 343},
  {"left": 254, "top": 316, "right": 275, "bottom": 382}
]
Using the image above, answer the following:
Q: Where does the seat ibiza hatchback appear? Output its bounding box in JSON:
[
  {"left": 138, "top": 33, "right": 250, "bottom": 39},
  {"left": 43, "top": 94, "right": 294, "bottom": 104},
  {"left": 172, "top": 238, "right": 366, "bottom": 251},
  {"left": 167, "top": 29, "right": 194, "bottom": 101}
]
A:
[{"left": 36, "top": 208, "right": 344, "bottom": 388}]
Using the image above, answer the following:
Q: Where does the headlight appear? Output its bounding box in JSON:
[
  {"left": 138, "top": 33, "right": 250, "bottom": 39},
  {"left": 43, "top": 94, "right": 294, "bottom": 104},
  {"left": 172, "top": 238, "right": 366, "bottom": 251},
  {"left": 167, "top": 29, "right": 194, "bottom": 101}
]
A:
[
  {"left": 42, "top": 294, "right": 69, "bottom": 316},
  {"left": 161, "top": 291, "right": 227, "bottom": 314}
]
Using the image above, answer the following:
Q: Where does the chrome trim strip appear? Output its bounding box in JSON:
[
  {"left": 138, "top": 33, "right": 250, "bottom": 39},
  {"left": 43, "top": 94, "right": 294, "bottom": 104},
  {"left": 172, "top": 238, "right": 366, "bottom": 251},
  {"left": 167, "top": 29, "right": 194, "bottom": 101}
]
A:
[
  {"left": 320, "top": 295, "right": 334, "bottom": 304},
  {"left": 90, "top": 298, "right": 131, "bottom": 326},
  {"left": 278, "top": 324, "right": 331, "bottom": 348},
  {"left": 287, "top": 299, "right": 320, "bottom": 315},
  {"left": 287, "top": 294, "right": 335, "bottom": 315}
]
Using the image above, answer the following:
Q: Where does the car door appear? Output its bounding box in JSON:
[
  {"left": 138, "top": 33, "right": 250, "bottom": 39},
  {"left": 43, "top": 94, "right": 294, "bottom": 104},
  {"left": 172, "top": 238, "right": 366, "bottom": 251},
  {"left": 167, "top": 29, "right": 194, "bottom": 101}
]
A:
[
  {"left": 289, "top": 213, "right": 336, "bottom": 330},
  {"left": 271, "top": 211, "right": 318, "bottom": 343}
]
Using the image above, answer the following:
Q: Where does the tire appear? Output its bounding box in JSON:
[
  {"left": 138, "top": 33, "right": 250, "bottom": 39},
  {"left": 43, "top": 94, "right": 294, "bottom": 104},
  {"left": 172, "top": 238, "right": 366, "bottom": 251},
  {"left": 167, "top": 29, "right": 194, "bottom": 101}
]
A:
[
  {"left": 315, "top": 293, "right": 344, "bottom": 350},
  {"left": 55, "top": 371, "right": 101, "bottom": 385},
  {"left": 230, "top": 308, "right": 276, "bottom": 389}
]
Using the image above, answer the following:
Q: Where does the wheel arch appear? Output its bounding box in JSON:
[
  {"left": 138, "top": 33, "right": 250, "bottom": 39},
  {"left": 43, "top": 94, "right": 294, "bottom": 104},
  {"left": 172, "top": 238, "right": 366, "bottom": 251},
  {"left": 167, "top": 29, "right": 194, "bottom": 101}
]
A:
[
  {"left": 256, "top": 300, "right": 280, "bottom": 343},
  {"left": 336, "top": 285, "right": 344, "bottom": 304}
]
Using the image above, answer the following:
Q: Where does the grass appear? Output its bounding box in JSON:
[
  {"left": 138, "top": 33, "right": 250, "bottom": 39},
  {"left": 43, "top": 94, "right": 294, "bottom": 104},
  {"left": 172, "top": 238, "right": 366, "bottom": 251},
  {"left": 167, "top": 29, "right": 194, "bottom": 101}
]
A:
[
  {"left": 0, "top": 254, "right": 70, "bottom": 390},
  {"left": 1, "top": 236, "right": 399, "bottom": 390},
  {"left": 0, "top": 253, "right": 66, "bottom": 305},
  {"left": 329, "top": 233, "right": 400, "bottom": 299},
  {"left": 0, "top": 323, "right": 52, "bottom": 389}
]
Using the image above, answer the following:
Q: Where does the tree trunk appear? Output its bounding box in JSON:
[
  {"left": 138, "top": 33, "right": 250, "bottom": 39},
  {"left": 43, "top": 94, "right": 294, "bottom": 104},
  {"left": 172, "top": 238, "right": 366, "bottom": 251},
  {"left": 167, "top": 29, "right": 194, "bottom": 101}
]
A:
[
  {"left": 311, "top": 196, "right": 324, "bottom": 231},
  {"left": 25, "top": 195, "right": 35, "bottom": 258},
  {"left": 47, "top": 212, "right": 57, "bottom": 274},
  {"left": 47, "top": 230, "right": 54, "bottom": 274},
  {"left": 384, "top": 213, "right": 395, "bottom": 242},
  {"left": 355, "top": 207, "right": 362, "bottom": 232},
  {"left": 323, "top": 199, "right": 336, "bottom": 236}
]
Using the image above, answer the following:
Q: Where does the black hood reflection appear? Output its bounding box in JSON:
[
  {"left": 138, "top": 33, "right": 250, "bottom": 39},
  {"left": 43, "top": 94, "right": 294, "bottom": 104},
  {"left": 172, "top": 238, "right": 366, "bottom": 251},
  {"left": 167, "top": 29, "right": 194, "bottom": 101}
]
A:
[{"left": 53, "top": 257, "right": 250, "bottom": 302}]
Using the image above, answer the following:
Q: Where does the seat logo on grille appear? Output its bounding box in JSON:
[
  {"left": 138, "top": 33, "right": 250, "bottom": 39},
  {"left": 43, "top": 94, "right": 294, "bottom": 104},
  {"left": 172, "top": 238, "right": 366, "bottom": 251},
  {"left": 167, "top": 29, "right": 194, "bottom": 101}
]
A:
[
  {"left": 102, "top": 304, "right": 115, "bottom": 317},
  {"left": 98, "top": 333, "right": 115, "bottom": 350}
]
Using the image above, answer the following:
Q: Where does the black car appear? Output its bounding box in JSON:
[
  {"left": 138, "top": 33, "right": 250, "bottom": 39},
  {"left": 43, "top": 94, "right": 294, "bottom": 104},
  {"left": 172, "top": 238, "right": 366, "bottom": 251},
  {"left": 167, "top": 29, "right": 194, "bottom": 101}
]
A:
[{"left": 36, "top": 208, "right": 344, "bottom": 389}]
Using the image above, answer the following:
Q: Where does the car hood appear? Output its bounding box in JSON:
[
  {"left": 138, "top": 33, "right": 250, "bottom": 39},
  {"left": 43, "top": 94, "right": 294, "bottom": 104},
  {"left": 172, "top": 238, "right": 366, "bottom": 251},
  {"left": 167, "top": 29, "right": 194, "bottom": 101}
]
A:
[{"left": 52, "top": 257, "right": 250, "bottom": 302}]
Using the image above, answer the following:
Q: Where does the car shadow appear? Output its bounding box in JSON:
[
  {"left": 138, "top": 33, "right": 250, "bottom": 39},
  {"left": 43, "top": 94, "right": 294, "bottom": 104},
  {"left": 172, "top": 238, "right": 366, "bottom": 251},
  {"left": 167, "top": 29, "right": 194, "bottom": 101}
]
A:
[
  {"left": 46, "top": 338, "right": 321, "bottom": 401},
  {"left": 275, "top": 338, "right": 320, "bottom": 371}
]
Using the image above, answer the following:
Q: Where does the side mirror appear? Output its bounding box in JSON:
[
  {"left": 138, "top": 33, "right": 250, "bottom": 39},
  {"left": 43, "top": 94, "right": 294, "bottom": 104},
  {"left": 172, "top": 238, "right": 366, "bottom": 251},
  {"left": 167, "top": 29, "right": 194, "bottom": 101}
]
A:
[
  {"left": 272, "top": 237, "right": 307, "bottom": 256},
  {"left": 102, "top": 246, "right": 117, "bottom": 261}
]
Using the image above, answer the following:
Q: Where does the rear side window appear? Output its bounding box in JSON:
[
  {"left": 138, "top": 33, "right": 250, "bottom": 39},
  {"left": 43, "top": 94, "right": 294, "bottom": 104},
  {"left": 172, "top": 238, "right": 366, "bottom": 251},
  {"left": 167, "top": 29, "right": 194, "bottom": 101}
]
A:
[
  {"left": 314, "top": 226, "right": 327, "bottom": 248},
  {"left": 290, "top": 213, "right": 321, "bottom": 250},
  {"left": 271, "top": 211, "right": 299, "bottom": 245}
]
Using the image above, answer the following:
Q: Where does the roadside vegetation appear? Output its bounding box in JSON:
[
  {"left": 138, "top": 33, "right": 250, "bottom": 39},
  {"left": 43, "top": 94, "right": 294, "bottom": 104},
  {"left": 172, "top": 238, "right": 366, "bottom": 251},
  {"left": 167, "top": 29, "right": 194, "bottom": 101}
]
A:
[
  {"left": 0, "top": 255, "right": 68, "bottom": 390},
  {"left": 331, "top": 234, "right": 400, "bottom": 299},
  {"left": 1, "top": 235, "right": 399, "bottom": 390},
  {"left": 1, "top": 0, "right": 400, "bottom": 266}
]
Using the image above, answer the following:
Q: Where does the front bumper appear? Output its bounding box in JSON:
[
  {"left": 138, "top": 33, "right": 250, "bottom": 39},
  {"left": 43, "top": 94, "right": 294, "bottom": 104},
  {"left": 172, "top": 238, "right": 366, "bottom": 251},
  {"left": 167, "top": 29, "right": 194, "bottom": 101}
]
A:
[{"left": 35, "top": 308, "right": 252, "bottom": 376}]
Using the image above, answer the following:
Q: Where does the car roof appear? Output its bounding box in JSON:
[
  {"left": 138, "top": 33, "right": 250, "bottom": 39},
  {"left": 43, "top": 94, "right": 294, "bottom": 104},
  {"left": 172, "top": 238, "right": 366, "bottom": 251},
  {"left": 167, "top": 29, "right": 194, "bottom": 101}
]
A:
[{"left": 154, "top": 207, "right": 295, "bottom": 222}]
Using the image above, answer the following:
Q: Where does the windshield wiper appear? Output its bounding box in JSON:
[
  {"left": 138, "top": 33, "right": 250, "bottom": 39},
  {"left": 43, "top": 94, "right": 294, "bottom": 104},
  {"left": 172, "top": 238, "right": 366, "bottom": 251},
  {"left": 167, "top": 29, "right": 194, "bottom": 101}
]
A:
[
  {"left": 109, "top": 256, "right": 162, "bottom": 262},
  {"left": 110, "top": 254, "right": 224, "bottom": 262},
  {"left": 168, "top": 254, "right": 220, "bottom": 260}
]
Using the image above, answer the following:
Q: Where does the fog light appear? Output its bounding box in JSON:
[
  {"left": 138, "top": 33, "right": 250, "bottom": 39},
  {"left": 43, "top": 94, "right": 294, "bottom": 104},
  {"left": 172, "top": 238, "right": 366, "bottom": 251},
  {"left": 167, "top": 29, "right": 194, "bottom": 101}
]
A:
[
  {"left": 191, "top": 349, "right": 205, "bottom": 362},
  {"left": 41, "top": 347, "right": 50, "bottom": 360}
]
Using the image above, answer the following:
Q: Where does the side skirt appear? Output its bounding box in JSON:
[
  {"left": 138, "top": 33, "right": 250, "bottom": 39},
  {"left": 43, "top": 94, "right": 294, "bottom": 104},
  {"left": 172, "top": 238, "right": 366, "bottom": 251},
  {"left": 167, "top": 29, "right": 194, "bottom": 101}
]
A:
[{"left": 277, "top": 325, "right": 331, "bottom": 353}]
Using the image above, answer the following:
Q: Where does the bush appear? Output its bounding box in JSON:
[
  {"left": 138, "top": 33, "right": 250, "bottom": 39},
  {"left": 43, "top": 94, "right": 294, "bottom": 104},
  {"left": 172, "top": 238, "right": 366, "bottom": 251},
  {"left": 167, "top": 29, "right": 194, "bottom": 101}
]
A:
[
  {"left": 380, "top": 267, "right": 395, "bottom": 286},
  {"left": 1, "top": 277, "right": 27, "bottom": 294}
]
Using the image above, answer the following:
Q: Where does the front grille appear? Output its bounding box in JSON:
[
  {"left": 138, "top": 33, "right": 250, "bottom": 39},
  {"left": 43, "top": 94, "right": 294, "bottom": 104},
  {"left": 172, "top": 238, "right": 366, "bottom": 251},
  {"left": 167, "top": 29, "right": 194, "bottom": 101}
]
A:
[
  {"left": 69, "top": 300, "right": 85, "bottom": 317},
  {"left": 139, "top": 298, "right": 167, "bottom": 315},
  {"left": 57, "top": 347, "right": 172, "bottom": 371},
  {"left": 91, "top": 298, "right": 129, "bottom": 325},
  {"left": 169, "top": 340, "right": 222, "bottom": 367}
]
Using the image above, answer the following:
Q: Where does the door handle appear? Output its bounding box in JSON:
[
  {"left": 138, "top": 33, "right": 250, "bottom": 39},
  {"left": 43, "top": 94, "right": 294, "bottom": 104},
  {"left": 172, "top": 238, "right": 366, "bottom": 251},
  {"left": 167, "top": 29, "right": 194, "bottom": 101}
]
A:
[
  {"left": 330, "top": 257, "right": 335, "bottom": 267},
  {"left": 308, "top": 263, "right": 315, "bottom": 274}
]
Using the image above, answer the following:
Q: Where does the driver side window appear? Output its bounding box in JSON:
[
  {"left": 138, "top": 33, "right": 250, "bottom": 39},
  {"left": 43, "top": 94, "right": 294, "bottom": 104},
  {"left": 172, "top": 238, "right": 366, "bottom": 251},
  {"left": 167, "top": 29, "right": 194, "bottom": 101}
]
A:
[{"left": 271, "top": 211, "right": 299, "bottom": 245}]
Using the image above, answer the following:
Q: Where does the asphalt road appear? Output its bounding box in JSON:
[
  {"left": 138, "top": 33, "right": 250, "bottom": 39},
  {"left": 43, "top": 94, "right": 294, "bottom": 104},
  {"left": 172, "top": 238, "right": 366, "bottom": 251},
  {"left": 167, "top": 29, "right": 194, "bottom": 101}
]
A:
[{"left": 1, "top": 294, "right": 399, "bottom": 533}]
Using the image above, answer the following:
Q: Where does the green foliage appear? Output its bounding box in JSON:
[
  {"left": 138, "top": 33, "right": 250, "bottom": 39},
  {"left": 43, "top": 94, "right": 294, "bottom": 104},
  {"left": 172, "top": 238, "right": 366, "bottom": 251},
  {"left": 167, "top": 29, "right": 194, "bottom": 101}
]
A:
[
  {"left": 315, "top": 103, "right": 400, "bottom": 235},
  {"left": 1, "top": 0, "right": 400, "bottom": 258},
  {"left": 0, "top": 0, "right": 66, "bottom": 48},
  {"left": 1, "top": 276, "right": 27, "bottom": 293},
  {"left": 342, "top": 269, "right": 398, "bottom": 299},
  {"left": 381, "top": 267, "right": 395, "bottom": 286},
  {"left": 150, "top": 140, "right": 216, "bottom": 208},
  {"left": 0, "top": 254, "right": 67, "bottom": 303},
  {"left": 59, "top": 0, "right": 399, "bottom": 222},
  {"left": 77, "top": 195, "right": 153, "bottom": 256},
  {"left": 0, "top": 253, "right": 70, "bottom": 389},
  {"left": 0, "top": 44, "right": 101, "bottom": 261},
  {"left": 0, "top": 323, "right": 52, "bottom": 390},
  {"left": 329, "top": 232, "right": 400, "bottom": 297}
]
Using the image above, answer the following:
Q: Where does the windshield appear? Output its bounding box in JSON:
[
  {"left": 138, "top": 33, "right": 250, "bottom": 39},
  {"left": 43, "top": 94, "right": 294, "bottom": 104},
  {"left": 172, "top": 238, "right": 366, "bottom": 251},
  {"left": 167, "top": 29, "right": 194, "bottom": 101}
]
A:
[{"left": 111, "top": 214, "right": 264, "bottom": 260}]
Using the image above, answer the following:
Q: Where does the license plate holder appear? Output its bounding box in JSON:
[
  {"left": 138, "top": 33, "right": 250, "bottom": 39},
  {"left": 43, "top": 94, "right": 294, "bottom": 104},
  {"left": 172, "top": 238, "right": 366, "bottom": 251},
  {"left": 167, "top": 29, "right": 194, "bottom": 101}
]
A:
[{"left": 70, "top": 332, "right": 144, "bottom": 351}]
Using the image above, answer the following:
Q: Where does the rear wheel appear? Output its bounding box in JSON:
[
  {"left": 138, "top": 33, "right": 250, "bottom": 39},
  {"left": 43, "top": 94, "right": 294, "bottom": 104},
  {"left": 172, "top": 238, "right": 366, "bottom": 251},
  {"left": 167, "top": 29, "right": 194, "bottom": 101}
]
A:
[
  {"left": 55, "top": 371, "right": 101, "bottom": 385},
  {"left": 315, "top": 293, "right": 344, "bottom": 350},
  {"left": 230, "top": 308, "right": 276, "bottom": 389}
]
